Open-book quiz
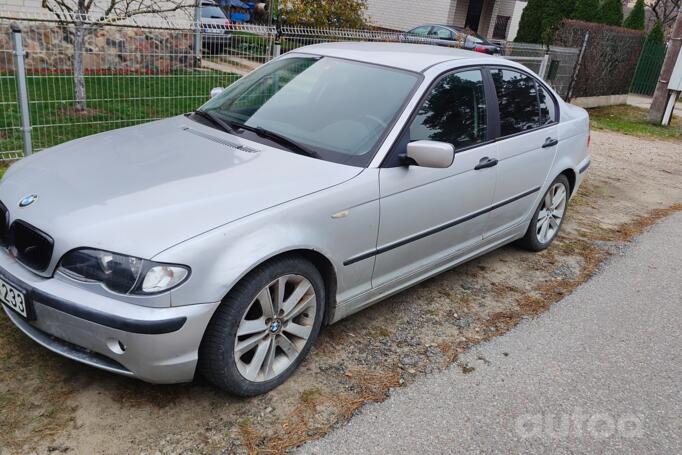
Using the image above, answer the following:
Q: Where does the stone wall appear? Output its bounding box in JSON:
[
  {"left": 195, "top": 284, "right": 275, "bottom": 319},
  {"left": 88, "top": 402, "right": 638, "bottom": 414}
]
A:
[{"left": 0, "top": 22, "right": 196, "bottom": 74}]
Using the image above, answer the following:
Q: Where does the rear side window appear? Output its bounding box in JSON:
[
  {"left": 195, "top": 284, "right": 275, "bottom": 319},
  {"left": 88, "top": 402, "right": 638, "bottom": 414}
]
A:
[
  {"left": 490, "top": 69, "right": 542, "bottom": 136},
  {"left": 409, "top": 70, "right": 487, "bottom": 149},
  {"left": 539, "top": 86, "right": 557, "bottom": 125}
]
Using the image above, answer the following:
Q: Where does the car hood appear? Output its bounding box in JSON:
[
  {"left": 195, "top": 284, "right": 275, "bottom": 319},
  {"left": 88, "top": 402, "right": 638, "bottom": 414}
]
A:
[{"left": 0, "top": 116, "right": 361, "bottom": 268}]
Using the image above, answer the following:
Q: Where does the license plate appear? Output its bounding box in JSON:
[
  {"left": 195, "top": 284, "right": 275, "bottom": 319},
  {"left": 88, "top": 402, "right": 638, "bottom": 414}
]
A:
[{"left": 0, "top": 276, "right": 28, "bottom": 318}]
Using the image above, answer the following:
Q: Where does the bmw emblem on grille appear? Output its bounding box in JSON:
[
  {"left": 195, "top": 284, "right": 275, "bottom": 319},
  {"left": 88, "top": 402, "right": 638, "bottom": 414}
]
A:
[{"left": 18, "top": 194, "right": 38, "bottom": 208}]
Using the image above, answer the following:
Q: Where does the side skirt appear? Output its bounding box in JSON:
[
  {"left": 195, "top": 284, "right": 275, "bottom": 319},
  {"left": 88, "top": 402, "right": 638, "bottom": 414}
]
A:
[{"left": 330, "top": 222, "right": 527, "bottom": 323}]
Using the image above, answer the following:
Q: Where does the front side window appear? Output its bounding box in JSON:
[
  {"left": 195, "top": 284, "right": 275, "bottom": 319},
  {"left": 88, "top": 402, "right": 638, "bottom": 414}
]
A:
[
  {"left": 430, "top": 27, "right": 454, "bottom": 40},
  {"left": 200, "top": 56, "right": 420, "bottom": 165},
  {"left": 409, "top": 70, "right": 488, "bottom": 150},
  {"left": 491, "top": 68, "right": 542, "bottom": 136}
]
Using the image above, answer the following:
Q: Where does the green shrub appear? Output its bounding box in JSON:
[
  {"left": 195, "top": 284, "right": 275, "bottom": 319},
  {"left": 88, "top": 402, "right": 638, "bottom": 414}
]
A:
[
  {"left": 515, "top": 0, "right": 576, "bottom": 45},
  {"left": 599, "top": 0, "right": 624, "bottom": 26},
  {"left": 573, "top": 0, "right": 600, "bottom": 23},
  {"left": 647, "top": 21, "right": 665, "bottom": 44},
  {"left": 623, "top": 0, "right": 645, "bottom": 30}
]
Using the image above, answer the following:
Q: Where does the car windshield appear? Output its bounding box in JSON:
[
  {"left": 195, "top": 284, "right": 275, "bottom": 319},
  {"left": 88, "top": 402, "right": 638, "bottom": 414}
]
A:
[
  {"left": 199, "top": 56, "right": 420, "bottom": 165},
  {"left": 201, "top": 6, "right": 226, "bottom": 18}
]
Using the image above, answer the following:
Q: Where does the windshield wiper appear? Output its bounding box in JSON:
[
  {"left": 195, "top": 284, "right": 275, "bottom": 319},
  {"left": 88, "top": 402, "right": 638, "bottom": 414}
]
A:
[
  {"left": 192, "top": 109, "right": 237, "bottom": 135},
  {"left": 232, "top": 122, "right": 318, "bottom": 158}
]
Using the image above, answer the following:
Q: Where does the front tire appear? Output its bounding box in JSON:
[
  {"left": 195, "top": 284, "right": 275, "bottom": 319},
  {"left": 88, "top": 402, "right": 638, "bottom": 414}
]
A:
[
  {"left": 517, "top": 174, "right": 570, "bottom": 252},
  {"left": 199, "top": 257, "right": 325, "bottom": 396}
]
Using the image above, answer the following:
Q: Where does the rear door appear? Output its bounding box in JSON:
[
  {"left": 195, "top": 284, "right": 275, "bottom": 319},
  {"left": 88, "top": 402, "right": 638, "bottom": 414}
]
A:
[{"left": 483, "top": 67, "right": 560, "bottom": 237}]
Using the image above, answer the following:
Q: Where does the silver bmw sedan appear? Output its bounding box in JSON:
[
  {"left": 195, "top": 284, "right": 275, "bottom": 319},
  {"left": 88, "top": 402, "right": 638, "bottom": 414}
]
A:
[{"left": 0, "top": 42, "right": 590, "bottom": 396}]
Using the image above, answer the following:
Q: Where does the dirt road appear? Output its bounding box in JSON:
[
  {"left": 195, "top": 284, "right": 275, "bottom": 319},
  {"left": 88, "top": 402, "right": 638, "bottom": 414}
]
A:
[{"left": 1, "top": 129, "right": 681, "bottom": 454}]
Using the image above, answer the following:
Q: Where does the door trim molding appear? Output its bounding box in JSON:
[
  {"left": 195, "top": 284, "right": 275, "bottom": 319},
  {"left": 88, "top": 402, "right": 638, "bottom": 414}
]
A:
[{"left": 343, "top": 185, "right": 541, "bottom": 266}]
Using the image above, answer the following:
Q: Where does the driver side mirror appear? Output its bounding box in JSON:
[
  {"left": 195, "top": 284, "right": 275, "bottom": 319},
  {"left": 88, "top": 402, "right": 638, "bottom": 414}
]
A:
[
  {"left": 405, "top": 140, "right": 455, "bottom": 168},
  {"left": 210, "top": 87, "right": 225, "bottom": 98}
]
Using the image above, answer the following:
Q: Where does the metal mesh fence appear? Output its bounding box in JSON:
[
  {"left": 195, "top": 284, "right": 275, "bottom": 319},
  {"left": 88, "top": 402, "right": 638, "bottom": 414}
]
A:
[
  {"left": 631, "top": 40, "right": 667, "bottom": 97},
  {"left": 545, "top": 46, "right": 581, "bottom": 99},
  {"left": 0, "top": 14, "right": 580, "bottom": 160},
  {"left": 0, "top": 14, "right": 273, "bottom": 158}
]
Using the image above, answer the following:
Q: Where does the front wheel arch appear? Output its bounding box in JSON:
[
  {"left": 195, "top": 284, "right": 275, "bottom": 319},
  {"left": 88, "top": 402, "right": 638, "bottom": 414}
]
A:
[{"left": 219, "top": 249, "right": 338, "bottom": 326}]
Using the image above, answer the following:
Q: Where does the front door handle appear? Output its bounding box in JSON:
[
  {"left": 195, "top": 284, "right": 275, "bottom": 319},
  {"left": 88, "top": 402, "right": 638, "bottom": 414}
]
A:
[
  {"left": 474, "top": 157, "right": 498, "bottom": 170},
  {"left": 542, "top": 137, "right": 559, "bottom": 148}
]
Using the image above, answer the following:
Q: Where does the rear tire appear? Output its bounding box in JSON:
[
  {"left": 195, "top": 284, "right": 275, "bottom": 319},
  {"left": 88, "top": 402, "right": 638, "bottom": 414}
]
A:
[
  {"left": 199, "top": 257, "right": 325, "bottom": 396},
  {"left": 516, "top": 174, "right": 570, "bottom": 252}
]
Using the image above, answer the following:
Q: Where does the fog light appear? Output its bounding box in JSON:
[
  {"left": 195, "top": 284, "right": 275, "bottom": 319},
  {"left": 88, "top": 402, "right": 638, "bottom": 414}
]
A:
[{"left": 106, "top": 338, "right": 126, "bottom": 354}]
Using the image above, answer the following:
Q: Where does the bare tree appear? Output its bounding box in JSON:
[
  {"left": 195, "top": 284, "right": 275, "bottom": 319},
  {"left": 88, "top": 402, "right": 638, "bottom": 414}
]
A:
[
  {"left": 41, "top": 0, "right": 192, "bottom": 112},
  {"left": 647, "top": 0, "right": 682, "bottom": 29}
]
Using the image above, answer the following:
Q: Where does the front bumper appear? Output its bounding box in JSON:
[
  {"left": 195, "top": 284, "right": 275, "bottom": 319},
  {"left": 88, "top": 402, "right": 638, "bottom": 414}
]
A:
[{"left": 0, "top": 251, "right": 220, "bottom": 384}]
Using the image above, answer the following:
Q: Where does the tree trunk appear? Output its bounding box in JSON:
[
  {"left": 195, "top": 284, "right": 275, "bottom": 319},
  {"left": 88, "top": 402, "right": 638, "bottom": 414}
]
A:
[
  {"left": 647, "top": 11, "right": 682, "bottom": 124},
  {"left": 73, "top": 22, "right": 87, "bottom": 112}
]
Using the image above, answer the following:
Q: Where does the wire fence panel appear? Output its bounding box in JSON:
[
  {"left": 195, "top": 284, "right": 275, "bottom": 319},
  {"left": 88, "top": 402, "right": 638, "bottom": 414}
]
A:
[
  {"left": 0, "top": 13, "right": 580, "bottom": 159},
  {"left": 546, "top": 46, "right": 581, "bottom": 99},
  {"left": 0, "top": 15, "right": 273, "bottom": 159},
  {"left": 279, "top": 26, "right": 464, "bottom": 52}
]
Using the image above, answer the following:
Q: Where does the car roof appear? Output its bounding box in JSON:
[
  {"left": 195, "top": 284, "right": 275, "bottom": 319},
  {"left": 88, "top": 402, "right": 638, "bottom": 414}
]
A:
[{"left": 294, "top": 42, "right": 494, "bottom": 73}]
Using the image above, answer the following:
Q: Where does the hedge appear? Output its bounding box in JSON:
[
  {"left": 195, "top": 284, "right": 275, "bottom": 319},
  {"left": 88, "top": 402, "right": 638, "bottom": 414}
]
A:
[{"left": 554, "top": 19, "right": 645, "bottom": 99}]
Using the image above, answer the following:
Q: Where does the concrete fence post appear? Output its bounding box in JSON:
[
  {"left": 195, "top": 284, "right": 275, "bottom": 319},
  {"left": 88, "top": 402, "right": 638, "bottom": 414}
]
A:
[{"left": 11, "top": 24, "right": 32, "bottom": 157}]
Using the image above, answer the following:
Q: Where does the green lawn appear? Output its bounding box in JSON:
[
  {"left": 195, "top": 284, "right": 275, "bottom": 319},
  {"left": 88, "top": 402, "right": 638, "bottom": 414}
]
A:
[
  {"left": 589, "top": 104, "right": 682, "bottom": 141},
  {"left": 0, "top": 69, "right": 239, "bottom": 153}
]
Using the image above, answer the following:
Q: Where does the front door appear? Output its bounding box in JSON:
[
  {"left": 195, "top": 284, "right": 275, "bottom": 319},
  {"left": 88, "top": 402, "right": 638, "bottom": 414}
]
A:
[
  {"left": 372, "top": 69, "right": 497, "bottom": 287},
  {"left": 484, "top": 68, "right": 560, "bottom": 237}
]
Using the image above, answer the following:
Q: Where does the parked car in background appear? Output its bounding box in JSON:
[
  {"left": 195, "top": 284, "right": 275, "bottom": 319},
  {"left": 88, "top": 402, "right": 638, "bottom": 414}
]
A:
[
  {"left": 200, "top": 0, "right": 232, "bottom": 53},
  {"left": 404, "top": 24, "right": 501, "bottom": 55},
  {"left": 0, "top": 43, "right": 589, "bottom": 397}
]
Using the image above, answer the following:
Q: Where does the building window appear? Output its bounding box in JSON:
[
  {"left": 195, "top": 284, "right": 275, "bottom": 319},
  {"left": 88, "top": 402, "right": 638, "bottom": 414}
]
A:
[{"left": 492, "top": 15, "right": 511, "bottom": 40}]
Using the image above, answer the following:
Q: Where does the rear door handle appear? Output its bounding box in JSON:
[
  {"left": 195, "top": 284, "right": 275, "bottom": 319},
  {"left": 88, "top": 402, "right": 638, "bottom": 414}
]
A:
[
  {"left": 474, "top": 157, "right": 498, "bottom": 170},
  {"left": 542, "top": 137, "right": 559, "bottom": 148}
]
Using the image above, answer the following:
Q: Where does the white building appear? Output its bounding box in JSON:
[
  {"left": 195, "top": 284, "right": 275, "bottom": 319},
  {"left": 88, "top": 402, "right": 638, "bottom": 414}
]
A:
[{"left": 365, "top": 0, "right": 528, "bottom": 41}]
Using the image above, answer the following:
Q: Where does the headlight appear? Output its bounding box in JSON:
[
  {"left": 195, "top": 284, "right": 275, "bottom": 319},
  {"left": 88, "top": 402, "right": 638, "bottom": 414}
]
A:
[{"left": 58, "top": 248, "right": 190, "bottom": 295}]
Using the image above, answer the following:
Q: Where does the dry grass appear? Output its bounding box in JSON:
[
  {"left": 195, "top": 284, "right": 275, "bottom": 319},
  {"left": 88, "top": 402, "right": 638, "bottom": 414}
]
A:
[
  {"left": 0, "top": 319, "right": 78, "bottom": 451},
  {"left": 239, "top": 369, "right": 401, "bottom": 454}
]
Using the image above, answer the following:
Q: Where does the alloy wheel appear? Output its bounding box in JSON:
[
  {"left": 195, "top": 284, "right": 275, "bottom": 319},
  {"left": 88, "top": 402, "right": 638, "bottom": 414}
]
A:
[
  {"left": 536, "top": 182, "right": 567, "bottom": 244},
  {"left": 234, "top": 274, "right": 317, "bottom": 382}
]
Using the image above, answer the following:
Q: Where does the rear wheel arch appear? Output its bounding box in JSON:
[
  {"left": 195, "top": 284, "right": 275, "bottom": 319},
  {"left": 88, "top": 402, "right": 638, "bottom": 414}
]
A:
[{"left": 560, "top": 168, "right": 577, "bottom": 196}]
